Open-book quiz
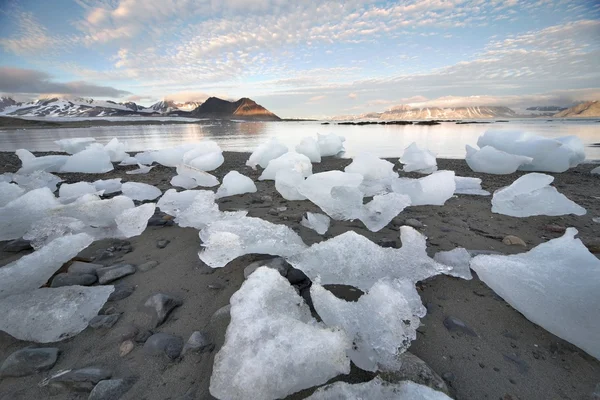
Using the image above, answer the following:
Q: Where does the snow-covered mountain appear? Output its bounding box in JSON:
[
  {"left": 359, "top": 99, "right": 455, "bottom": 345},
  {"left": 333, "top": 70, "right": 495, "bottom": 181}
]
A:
[
  {"left": 148, "top": 100, "right": 204, "bottom": 113},
  {"left": 333, "top": 105, "right": 519, "bottom": 120},
  {"left": 0, "top": 97, "right": 156, "bottom": 117}
]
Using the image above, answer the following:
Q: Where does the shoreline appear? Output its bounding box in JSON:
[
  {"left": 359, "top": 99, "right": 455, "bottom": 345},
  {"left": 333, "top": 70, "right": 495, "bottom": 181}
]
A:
[{"left": 1, "top": 152, "right": 599, "bottom": 399}]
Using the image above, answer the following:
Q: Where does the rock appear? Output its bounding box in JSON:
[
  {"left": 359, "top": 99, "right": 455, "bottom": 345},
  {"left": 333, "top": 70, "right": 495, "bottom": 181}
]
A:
[
  {"left": 405, "top": 219, "right": 424, "bottom": 229},
  {"left": 89, "top": 314, "right": 121, "bottom": 329},
  {"left": 502, "top": 235, "right": 527, "bottom": 247},
  {"left": 377, "top": 239, "right": 396, "bottom": 248},
  {"left": 209, "top": 305, "right": 231, "bottom": 351},
  {"left": 119, "top": 340, "right": 134, "bottom": 357},
  {"left": 115, "top": 324, "right": 138, "bottom": 341},
  {"left": 182, "top": 331, "right": 214, "bottom": 355},
  {"left": 94, "top": 250, "right": 114, "bottom": 262},
  {"left": 156, "top": 239, "right": 170, "bottom": 249},
  {"left": 89, "top": 378, "right": 134, "bottom": 400},
  {"left": 68, "top": 261, "right": 102, "bottom": 276},
  {"left": 143, "top": 333, "right": 183, "bottom": 360},
  {"left": 443, "top": 316, "right": 478, "bottom": 337},
  {"left": 585, "top": 240, "right": 600, "bottom": 253},
  {"left": 442, "top": 372, "right": 455, "bottom": 382},
  {"left": 135, "top": 329, "right": 153, "bottom": 344},
  {"left": 380, "top": 352, "right": 450, "bottom": 395},
  {"left": 97, "top": 264, "right": 136, "bottom": 284},
  {"left": 0, "top": 348, "right": 59, "bottom": 377},
  {"left": 286, "top": 267, "right": 310, "bottom": 286},
  {"left": 544, "top": 224, "right": 566, "bottom": 234},
  {"left": 148, "top": 215, "right": 168, "bottom": 226},
  {"left": 243, "top": 257, "right": 290, "bottom": 279},
  {"left": 44, "top": 367, "right": 112, "bottom": 392},
  {"left": 107, "top": 283, "right": 135, "bottom": 302},
  {"left": 260, "top": 195, "right": 273, "bottom": 203},
  {"left": 503, "top": 353, "right": 529, "bottom": 374},
  {"left": 268, "top": 208, "right": 279, "bottom": 215},
  {"left": 137, "top": 260, "right": 159, "bottom": 272},
  {"left": 51, "top": 273, "right": 97, "bottom": 288},
  {"left": 140, "top": 293, "right": 182, "bottom": 327},
  {"left": 3, "top": 238, "right": 33, "bottom": 253}
]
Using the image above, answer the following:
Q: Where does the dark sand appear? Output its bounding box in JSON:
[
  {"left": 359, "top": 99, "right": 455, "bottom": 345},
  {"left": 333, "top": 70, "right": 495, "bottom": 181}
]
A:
[{"left": 1, "top": 152, "right": 599, "bottom": 400}]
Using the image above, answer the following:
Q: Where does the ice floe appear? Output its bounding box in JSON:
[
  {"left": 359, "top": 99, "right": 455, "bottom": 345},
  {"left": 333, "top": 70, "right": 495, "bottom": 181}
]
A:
[
  {"left": 275, "top": 170, "right": 307, "bottom": 201},
  {"left": 306, "top": 377, "right": 452, "bottom": 399},
  {"left": 297, "top": 171, "right": 363, "bottom": 219},
  {"left": 317, "top": 133, "right": 345, "bottom": 156},
  {"left": 392, "top": 171, "right": 456, "bottom": 206},
  {"left": 295, "top": 137, "right": 321, "bottom": 163},
  {"left": 258, "top": 152, "right": 313, "bottom": 181},
  {"left": 156, "top": 189, "right": 202, "bottom": 217},
  {"left": 103, "top": 138, "right": 128, "bottom": 162},
  {"left": 215, "top": 171, "right": 257, "bottom": 199},
  {"left": 13, "top": 170, "right": 62, "bottom": 192},
  {"left": 400, "top": 143, "right": 438, "bottom": 174},
  {"left": 454, "top": 176, "right": 490, "bottom": 196},
  {"left": 345, "top": 152, "right": 398, "bottom": 195},
  {"left": 55, "top": 137, "right": 96, "bottom": 154},
  {"left": 16, "top": 149, "right": 68, "bottom": 174},
  {"left": 300, "top": 212, "right": 330, "bottom": 234},
  {"left": 246, "top": 138, "right": 288, "bottom": 169},
  {"left": 466, "top": 145, "right": 532, "bottom": 174},
  {"left": 176, "top": 191, "right": 246, "bottom": 230},
  {"left": 60, "top": 145, "right": 114, "bottom": 173},
  {"left": 121, "top": 182, "right": 162, "bottom": 201}
]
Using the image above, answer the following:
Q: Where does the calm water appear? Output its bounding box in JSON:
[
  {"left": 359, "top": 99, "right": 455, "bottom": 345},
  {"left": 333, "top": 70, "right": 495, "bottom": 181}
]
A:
[{"left": 0, "top": 119, "right": 599, "bottom": 160}]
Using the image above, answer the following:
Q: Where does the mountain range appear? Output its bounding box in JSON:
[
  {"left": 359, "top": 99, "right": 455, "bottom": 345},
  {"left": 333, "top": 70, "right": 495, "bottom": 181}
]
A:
[
  {"left": 554, "top": 101, "right": 600, "bottom": 118},
  {"left": 0, "top": 96, "right": 280, "bottom": 120}
]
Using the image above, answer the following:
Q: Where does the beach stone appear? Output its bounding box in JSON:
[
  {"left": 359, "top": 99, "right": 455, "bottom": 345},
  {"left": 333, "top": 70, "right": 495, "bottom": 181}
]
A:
[
  {"left": 45, "top": 367, "right": 112, "bottom": 392},
  {"left": 544, "top": 224, "right": 566, "bottom": 233},
  {"left": 380, "top": 352, "right": 450, "bottom": 395},
  {"left": 260, "top": 195, "right": 273, "bottom": 203},
  {"left": 268, "top": 208, "right": 279, "bottom": 215},
  {"left": 156, "top": 239, "right": 170, "bottom": 249},
  {"left": 119, "top": 340, "right": 134, "bottom": 357},
  {"left": 182, "top": 331, "right": 214, "bottom": 355},
  {"left": 148, "top": 216, "right": 168, "bottom": 226},
  {"left": 51, "top": 273, "right": 97, "bottom": 288},
  {"left": 443, "top": 316, "right": 478, "bottom": 337},
  {"left": 502, "top": 235, "right": 527, "bottom": 247},
  {"left": 135, "top": 329, "right": 153, "bottom": 344},
  {"left": 94, "top": 249, "right": 114, "bottom": 262},
  {"left": 405, "top": 219, "right": 424, "bottom": 229},
  {"left": 137, "top": 260, "right": 159, "bottom": 272},
  {"left": 503, "top": 353, "right": 530, "bottom": 374},
  {"left": 140, "top": 293, "right": 182, "bottom": 327},
  {"left": 0, "top": 348, "right": 59, "bottom": 377},
  {"left": 3, "top": 238, "right": 33, "bottom": 253},
  {"left": 68, "top": 261, "right": 102, "bottom": 276},
  {"left": 89, "top": 378, "right": 134, "bottom": 400},
  {"left": 584, "top": 239, "right": 600, "bottom": 253},
  {"left": 286, "top": 267, "right": 309, "bottom": 285},
  {"left": 377, "top": 238, "right": 397, "bottom": 248},
  {"left": 441, "top": 372, "right": 455, "bottom": 382},
  {"left": 121, "top": 244, "right": 133, "bottom": 253},
  {"left": 89, "top": 314, "right": 121, "bottom": 330},
  {"left": 143, "top": 333, "right": 183, "bottom": 360},
  {"left": 97, "top": 264, "right": 136, "bottom": 284},
  {"left": 243, "top": 257, "right": 290, "bottom": 279},
  {"left": 107, "top": 283, "right": 135, "bottom": 302},
  {"left": 209, "top": 305, "right": 231, "bottom": 351}
]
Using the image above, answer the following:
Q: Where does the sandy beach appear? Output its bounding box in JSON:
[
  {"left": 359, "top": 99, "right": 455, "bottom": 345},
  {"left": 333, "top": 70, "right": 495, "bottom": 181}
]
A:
[{"left": 1, "top": 151, "right": 599, "bottom": 400}]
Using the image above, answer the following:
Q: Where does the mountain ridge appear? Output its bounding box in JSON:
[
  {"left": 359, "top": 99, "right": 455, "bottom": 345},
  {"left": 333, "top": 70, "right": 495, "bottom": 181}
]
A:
[{"left": 553, "top": 101, "right": 600, "bottom": 117}]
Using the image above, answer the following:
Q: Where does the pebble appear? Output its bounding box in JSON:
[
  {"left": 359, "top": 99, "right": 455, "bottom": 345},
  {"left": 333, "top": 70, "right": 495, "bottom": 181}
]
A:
[
  {"left": 137, "top": 260, "right": 159, "bottom": 272},
  {"left": 115, "top": 324, "right": 138, "bottom": 341},
  {"left": 107, "top": 283, "right": 135, "bottom": 302},
  {"left": 89, "top": 378, "right": 134, "bottom": 400},
  {"left": 135, "top": 329, "right": 153, "bottom": 344},
  {"left": 0, "top": 348, "right": 59, "bottom": 378},
  {"left": 441, "top": 372, "right": 455, "bottom": 382},
  {"left": 377, "top": 238, "right": 396, "bottom": 248},
  {"left": 260, "top": 195, "right": 273, "bottom": 203},
  {"left": 156, "top": 239, "right": 170, "bottom": 249},
  {"left": 141, "top": 293, "right": 182, "bottom": 327},
  {"left": 405, "top": 219, "right": 424, "bottom": 229},
  {"left": 119, "top": 340, "right": 134, "bottom": 357},
  {"left": 182, "top": 331, "right": 214, "bottom": 355},
  {"left": 89, "top": 314, "right": 121, "bottom": 329},
  {"left": 502, "top": 235, "right": 527, "bottom": 247},
  {"left": 244, "top": 257, "right": 290, "bottom": 279},
  {"left": 544, "top": 224, "right": 566, "bottom": 233},
  {"left": 143, "top": 333, "right": 183, "bottom": 360},
  {"left": 44, "top": 367, "right": 112, "bottom": 392},
  {"left": 68, "top": 261, "right": 102, "bottom": 276},
  {"left": 443, "top": 316, "right": 478, "bottom": 337},
  {"left": 2, "top": 238, "right": 33, "bottom": 253},
  {"left": 286, "top": 267, "right": 309, "bottom": 285},
  {"left": 584, "top": 240, "right": 600, "bottom": 253},
  {"left": 97, "top": 264, "right": 136, "bottom": 284},
  {"left": 51, "top": 273, "right": 97, "bottom": 288}
]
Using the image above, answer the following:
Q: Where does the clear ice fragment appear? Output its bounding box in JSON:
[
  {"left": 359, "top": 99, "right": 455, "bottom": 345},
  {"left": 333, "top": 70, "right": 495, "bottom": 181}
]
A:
[
  {"left": 300, "top": 212, "right": 330, "bottom": 234},
  {"left": 215, "top": 171, "right": 257, "bottom": 199}
]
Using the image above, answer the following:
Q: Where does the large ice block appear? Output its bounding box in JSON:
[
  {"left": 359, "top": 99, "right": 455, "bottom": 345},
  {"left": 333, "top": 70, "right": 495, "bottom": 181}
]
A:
[
  {"left": 454, "top": 176, "right": 490, "bottom": 196},
  {"left": 176, "top": 164, "right": 219, "bottom": 187},
  {"left": 13, "top": 171, "right": 62, "bottom": 192},
  {"left": 491, "top": 173, "right": 586, "bottom": 217},
  {"left": 391, "top": 171, "right": 456, "bottom": 206},
  {"left": 209, "top": 267, "right": 351, "bottom": 400},
  {"left": 60, "top": 146, "right": 114, "bottom": 173},
  {"left": 275, "top": 169, "right": 307, "bottom": 200},
  {"left": 104, "top": 138, "right": 128, "bottom": 162},
  {"left": 400, "top": 142, "right": 438, "bottom": 174},
  {"left": 0, "top": 182, "right": 24, "bottom": 207},
  {"left": 300, "top": 212, "right": 330, "bottom": 234},
  {"left": 125, "top": 164, "right": 154, "bottom": 174},
  {"left": 122, "top": 182, "right": 162, "bottom": 201},
  {"left": 471, "top": 228, "right": 600, "bottom": 359},
  {"left": 93, "top": 178, "right": 122, "bottom": 194},
  {"left": 16, "top": 149, "right": 69, "bottom": 174},
  {"left": 215, "top": 171, "right": 257, "bottom": 199},
  {"left": 113, "top": 203, "right": 156, "bottom": 238},
  {"left": 317, "top": 133, "right": 345, "bottom": 156},
  {"left": 466, "top": 145, "right": 532, "bottom": 174},
  {"left": 297, "top": 171, "right": 363, "bottom": 219},
  {"left": 55, "top": 137, "right": 96, "bottom": 154},
  {"left": 345, "top": 152, "right": 398, "bottom": 181},
  {"left": 23, "top": 216, "right": 86, "bottom": 249},
  {"left": 59, "top": 182, "right": 97, "bottom": 199},
  {"left": 54, "top": 195, "right": 135, "bottom": 228},
  {"left": 176, "top": 190, "right": 246, "bottom": 229},
  {"left": 295, "top": 137, "right": 321, "bottom": 163},
  {"left": 170, "top": 174, "right": 199, "bottom": 189},
  {"left": 433, "top": 248, "right": 473, "bottom": 280},
  {"left": 360, "top": 193, "right": 411, "bottom": 232},
  {"left": 306, "top": 377, "right": 451, "bottom": 399},
  {"left": 246, "top": 138, "right": 288, "bottom": 169},
  {"left": 258, "top": 152, "right": 313, "bottom": 181},
  {"left": 156, "top": 189, "right": 202, "bottom": 217},
  {"left": 182, "top": 141, "right": 224, "bottom": 171}
]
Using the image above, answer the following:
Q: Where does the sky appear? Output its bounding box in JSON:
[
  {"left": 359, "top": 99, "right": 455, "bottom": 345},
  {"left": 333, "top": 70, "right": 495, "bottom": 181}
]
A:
[{"left": 0, "top": 0, "right": 599, "bottom": 118}]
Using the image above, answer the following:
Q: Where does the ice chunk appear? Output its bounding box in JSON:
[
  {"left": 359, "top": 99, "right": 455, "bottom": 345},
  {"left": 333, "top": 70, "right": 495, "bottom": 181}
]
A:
[
  {"left": 287, "top": 227, "right": 451, "bottom": 291},
  {"left": 433, "top": 248, "right": 473, "bottom": 280},
  {"left": 119, "top": 156, "right": 139, "bottom": 166},
  {"left": 258, "top": 152, "right": 313, "bottom": 181},
  {"left": 55, "top": 137, "right": 96, "bottom": 154},
  {"left": 170, "top": 174, "right": 198, "bottom": 189},
  {"left": 157, "top": 189, "right": 202, "bottom": 217},
  {"left": 182, "top": 141, "right": 222, "bottom": 162},
  {"left": 121, "top": 182, "right": 161, "bottom": 201},
  {"left": 301, "top": 212, "right": 330, "bottom": 234},
  {"left": 317, "top": 133, "right": 345, "bottom": 156},
  {"left": 0, "top": 286, "right": 114, "bottom": 343},
  {"left": 23, "top": 216, "right": 86, "bottom": 249},
  {"left": 182, "top": 141, "right": 224, "bottom": 171},
  {"left": 471, "top": 228, "right": 600, "bottom": 359},
  {"left": 454, "top": 176, "right": 490, "bottom": 196},
  {"left": 297, "top": 171, "right": 363, "bottom": 219},
  {"left": 0, "top": 187, "right": 62, "bottom": 241},
  {"left": 246, "top": 138, "right": 288, "bottom": 169},
  {"left": 215, "top": 171, "right": 257, "bottom": 199},
  {"left": 113, "top": 203, "right": 155, "bottom": 238},
  {"left": 176, "top": 191, "right": 246, "bottom": 230},
  {"left": 60, "top": 146, "right": 113, "bottom": 173},
  {"left": 59, "top": 182, "right": 97, "bottom": 199},
  {"left": 54, "top": 195, "right": 135, "bottom": 228},
  {"left": 0, "top": 233, "right": 94, "bottom": 299},
  {"left": 307, "top": 377, "right": 452, "bottom": 399},
  {"left": 311, "top": 279, "right": 425, "bottom": 371},
  {"left": 209, "top": 267, "right": 351, "bottom": 400},
  {"left": 295, "top": 137, "right": 321, "bottom": 163},
  {"left": 0, "top": 182, "right": 24, "bottom": 207},
  {"left": 466, "top": 145, "right": 532, "bottom": 174},
  {"left": 104, "top": 138, "right": 128, "bottom": 162},
  {"left": 392, "top": 171, "right": 456, "bottom": 206},
  {"left": 0, "top": 172, "right": 14, "bottom": 183},
  {"left": 491, "top": 173, "right": 586, "bottom": 217},
  {"left": 176, "top": 164, "right": 219, "bottom": 187},
  {"left": 16, "top": 149, "right": 69, "bottom": 174},
  {"left": 275, "top": 169, "right": 307, "bottom": 200},
  {"left": 135, "top": 144, "right": 195, "bottom": 167},
  {"left": 592, "top": 166, "right": 600, "bottom": 175},
  {"left": 360, "top": 193, "right": 411, "bottom": 232},
  {"left": 93, "top": 178, "right": 122, "bottom": 194},
  {"left": 13, "top": 171, "right": 62, "bottom": 192},
  {"left": 199, "top": 216, "right": 307, "bottom": 268},
  {"left": 126, "top": 164, "right": 154, "bottom": 174},
  {"left": 400, "top": 142, "right": 438, "bottom": 174},
  {"left": 345, "top": 152, "right": 398, "bottom": 182}
]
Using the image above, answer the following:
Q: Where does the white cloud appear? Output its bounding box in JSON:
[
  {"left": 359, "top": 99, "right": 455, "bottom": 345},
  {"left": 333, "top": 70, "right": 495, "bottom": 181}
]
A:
[{"left": 348, "top": 92, "right": 358, "bottom": 99}]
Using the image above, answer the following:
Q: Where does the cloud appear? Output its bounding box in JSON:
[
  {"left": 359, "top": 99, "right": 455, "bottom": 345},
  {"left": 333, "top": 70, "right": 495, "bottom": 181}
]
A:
[
  {"left": 0, "top": 67, "right": 131, "bottom": 98},
  {"left": 348, "top": 93, "right": 358, "bottom": 99},
  {"left": 308, "top": 95, "right": 326, "bottom": 102},
  {"left": 164, "top": 91, "right": 226, "bottom": 102}
]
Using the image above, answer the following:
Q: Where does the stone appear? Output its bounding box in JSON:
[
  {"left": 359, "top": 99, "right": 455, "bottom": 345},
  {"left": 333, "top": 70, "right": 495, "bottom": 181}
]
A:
[
  {"left": 140, "top": 293, "right": 182, "bottom": 327},
  {"left": 120, "top": 340, "right": 134, "bottom": 357},
  {"left": 137, "top": 261, "right": 159, "bottom": 272},
  {"left": 156, "top": 239, "right": 170, "bottom": 249},
  {"left": 115, "top": 324, "right": 138, "bottom": 341},
  {"left": 260, "top": 195, "right": 273, "bottom": 203},
  {"left": 443, "top": 316, "right": 478, "bottom": 337},
  {"left": 405, "top": 219, "right": 424, "bottom": 229},
  {"left": 379, "top": 352, "right": 450, "bottom": 395},
  {"left": 0, "top": 348, "right": 59, "bottom": 377},
  {"left": 544, "top": 224, "right": 566, "bottom": 234},
  {"left": 50, "top": 273, "right": 97, "bottom": 288},
  {"left": 68, "top": 261, "right": 102, "bottom": 276},
  {"left": 441, "top": 372, "right": 455, "bottom": 382},
  {"left": 135, "top": 329, "right": 153, "bottom": 344},
  {"left": 43, "top": 367, "right": 112, "bottom": 392},
  {"left": 88, "top": 378, "right": 134, "bottom": 400},
  {"left": 107, "top": 284, "right": 135, "bottom": 302},
  {"left": 2, "top": 238, "right": 33, "bottom": 252},
  {"left": 89, "top": 314, "right": 121, "bottom": 329},
  {"left": 503, "top": 353, "right": 529, "bottom": 374},
  {"left": 182, "top": 331, "right": 214, "bottom": 355},
  {"left": 143, "top": 333, "right": 183, "bottom": 360},
  {"left": 97, "top": 264, "right": 136, "bottom": 284},
  {"left": 502, "top": 235, "right": 527, "bottom": 247},
  {"left": 243, "top": 257, "right": 290, "bottom": 279}
]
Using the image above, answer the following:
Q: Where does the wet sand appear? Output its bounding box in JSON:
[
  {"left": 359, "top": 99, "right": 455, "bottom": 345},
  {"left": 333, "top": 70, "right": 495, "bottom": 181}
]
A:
[{"left": 0, "top": 152, "right": 599, "bottom": 400}]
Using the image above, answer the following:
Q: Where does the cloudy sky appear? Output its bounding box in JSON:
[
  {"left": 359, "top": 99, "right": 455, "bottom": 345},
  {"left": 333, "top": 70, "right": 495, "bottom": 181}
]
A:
[{"left": 0, "top": 0, "right": 599, "bottom": 117}]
